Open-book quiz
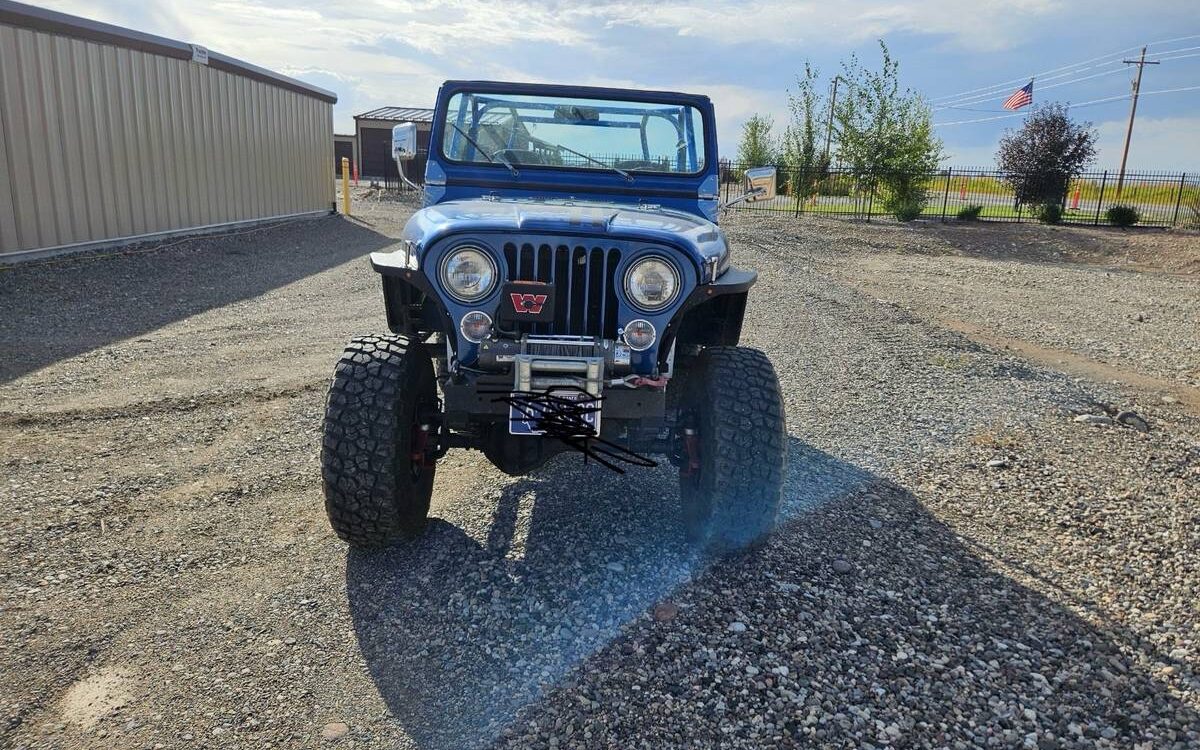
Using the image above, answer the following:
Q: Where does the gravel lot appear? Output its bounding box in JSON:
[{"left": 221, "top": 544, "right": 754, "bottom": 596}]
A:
[{"left": 1, "top": 198, "right": 1197, "bottom": 749}]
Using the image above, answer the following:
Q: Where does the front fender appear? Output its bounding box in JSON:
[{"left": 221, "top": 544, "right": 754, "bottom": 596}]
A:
[
  {"left": 661, "top": 266, "right": 757, "bottom": 359},
  {"left": 372, "top": 247, "right": 455, "bottom": 342}
]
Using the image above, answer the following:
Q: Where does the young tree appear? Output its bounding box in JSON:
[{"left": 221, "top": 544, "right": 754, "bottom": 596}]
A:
[
  {"left": 996, "top": 103, "right": 1097, "bottom": 212},
  {"left": 833, "top": 41, "right": 942, "bottom": 220},
  {"left": 782, "top": 63, "right": 830, "bottom": 200},
  {"left": 736, "top": 114, "right": 778, "bottom": 167}
]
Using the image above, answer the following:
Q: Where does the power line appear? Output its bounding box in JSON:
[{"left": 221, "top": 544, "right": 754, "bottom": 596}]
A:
[
  {"left": 932, "top": 85, "right": 1200, "bottom": 126},
  {"left": 934, "top": 65, "right": 1134, "bottom": 110},
  {"left": 1147, "top": 34, "right": 1200, "bottom": 47},
  {"left": 1142, "top": 84, "right": 1200, "bottom": 95},
  {"left": 939, "top": 105, "right": 1013, "bottom": 113},
  {"left": 1152, "top": 44, "right": 1200, "bottom": 56},
  {"left": 935, "top": 48, "right": 1200, "bottom": 111},
  {"left": 1156, "top": 52, "right": 1200, "bottom": 63},
  {"left": 928, "top": 36, "right": 1200, "bottom": 106},
  {"left": 934, "top": 61, "right": 1128, "bottom": 108},
  {"left": 928, "top": 44, "right": 1142, "bottom": 102},
  {"left": 934, "top": 56, "right": 1129, "bottom": 103}
]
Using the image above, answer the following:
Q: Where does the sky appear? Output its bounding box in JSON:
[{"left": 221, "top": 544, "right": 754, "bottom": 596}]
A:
[{"left": 37, "top": 0, "right": 1200, "bottom": 171}]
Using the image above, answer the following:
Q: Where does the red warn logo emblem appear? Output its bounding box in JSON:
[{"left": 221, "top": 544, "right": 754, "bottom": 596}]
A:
[{"left": 510, "top": 293, "right": 548, "bottom": 315}]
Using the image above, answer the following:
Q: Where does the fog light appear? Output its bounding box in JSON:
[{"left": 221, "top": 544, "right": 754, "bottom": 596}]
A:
[
  {"left": 622, "top": 319, "right": 656, "bottom": 351},
  {"left": 460, "top": 311, "right": 492, "bottom": 343}
]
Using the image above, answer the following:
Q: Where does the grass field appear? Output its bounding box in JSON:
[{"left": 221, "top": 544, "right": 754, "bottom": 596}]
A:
[
  {"left": 721, "top": 164, "right": 1199, "bottom": 227},
  {"left": 724, "top": 170, "right": 1198, "bottom": 227}
]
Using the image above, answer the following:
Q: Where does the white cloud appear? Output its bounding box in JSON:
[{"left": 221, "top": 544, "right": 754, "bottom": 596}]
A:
[
  {"left": 941, "top": 144, "right": 1001, "bottom": 169},
  {"left": 539, "top": 73, "right": 786, "bottom": 156},
  {"left": 1094, "top": 115, "right": 1200, "bottom": 171},
  {"left": 35, "top": 0, "right": 1198, "bottom": 165},
  {"left": 580, "top": 0, "right": 1062, "bottom": 52},
  {"left": 942, "top": 115, "right": 1200, "bottom": 172}
]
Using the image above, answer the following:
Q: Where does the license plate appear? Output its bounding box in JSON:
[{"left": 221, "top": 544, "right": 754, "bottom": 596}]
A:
[{"left": 508, "top": 389, "right": 601, "bottom": 436}]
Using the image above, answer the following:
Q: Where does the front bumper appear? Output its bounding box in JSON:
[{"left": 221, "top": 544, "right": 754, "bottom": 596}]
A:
[{"left": 441, "top": 369, "right": 667, "bottom": 430}]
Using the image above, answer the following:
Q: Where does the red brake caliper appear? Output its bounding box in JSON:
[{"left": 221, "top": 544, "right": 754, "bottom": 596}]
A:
[
  {"left": 680, "top": 427, "right": 700, "bottom": 478},
  {"left": 410, "top": 423, "right": 434, "bottom": 468}
]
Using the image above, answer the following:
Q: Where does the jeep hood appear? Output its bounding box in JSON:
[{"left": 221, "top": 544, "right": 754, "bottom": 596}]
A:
[{"left": 395, "top": 198, "right": 731, "bottom": 281}]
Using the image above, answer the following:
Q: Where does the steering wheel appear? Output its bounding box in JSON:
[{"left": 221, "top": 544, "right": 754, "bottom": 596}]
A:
[
  {"left": 614, "top": 160, "right": 663, "bottom": 171},
  {"left": 490, "top": 148, "right": 549, "bottom": 166}
]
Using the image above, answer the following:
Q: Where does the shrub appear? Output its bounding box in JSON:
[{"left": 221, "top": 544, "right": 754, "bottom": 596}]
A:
[
  {"left": 819, "top": 175, "right": 853, "bottom": 196},
  {"left": 1037, "top": 203, "right": 1063, "bottom": 224},
  {"left": 956, "top": 204, "right": 983, "bottom": 221},
  {"left": 892, "top": 199, "right": 923, "bottom": 222},
  {"left": 997, "top": 103, "right": 1097, "bottom": 208},
  {"left": 1105, "top": 204, "right": 1140, "bottom": 227}
]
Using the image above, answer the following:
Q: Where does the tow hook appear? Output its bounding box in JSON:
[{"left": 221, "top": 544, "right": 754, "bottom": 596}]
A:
[
  {"left": 610, "top": 374, "right": 670, "bottom": 389},
  {"left": 680, "top": 427, "right": 700, "bottom": 478}
]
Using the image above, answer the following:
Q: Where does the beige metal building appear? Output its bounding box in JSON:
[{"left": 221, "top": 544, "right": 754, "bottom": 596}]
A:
[{"left": 0, "top": 0, "right": 337, "bottom": 260}]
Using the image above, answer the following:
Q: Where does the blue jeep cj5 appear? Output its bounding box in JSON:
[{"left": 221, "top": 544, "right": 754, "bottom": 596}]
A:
[{"left": 321, "top": 80, "right": 786, "bottom": 554}]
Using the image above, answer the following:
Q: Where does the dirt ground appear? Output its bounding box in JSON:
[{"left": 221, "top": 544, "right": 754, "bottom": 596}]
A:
[{"left": 1, "top": 199, "right": 1197, "bottom": 749}]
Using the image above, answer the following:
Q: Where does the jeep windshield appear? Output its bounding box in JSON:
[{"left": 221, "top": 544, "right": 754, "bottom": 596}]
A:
[{"left": 440, "top": 92, "right": 707, "bottom": 175}]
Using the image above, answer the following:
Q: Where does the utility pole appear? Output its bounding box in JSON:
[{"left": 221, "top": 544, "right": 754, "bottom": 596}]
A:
[
  {"left": 823, "top": 76, "right": 840, "bottom": 163},
  {"left": 1116, "top": 46, "right": 1159, "bottom": 198}
]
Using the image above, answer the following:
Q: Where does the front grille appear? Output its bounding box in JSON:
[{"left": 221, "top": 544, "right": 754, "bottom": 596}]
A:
[{"left": 502, "top": 242, "right": 621, "bottom": 339}]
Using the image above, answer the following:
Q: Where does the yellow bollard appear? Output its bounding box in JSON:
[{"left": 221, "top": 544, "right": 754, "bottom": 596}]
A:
[{"left": 341, "top": 157, "right": 351, "bottom": 216}]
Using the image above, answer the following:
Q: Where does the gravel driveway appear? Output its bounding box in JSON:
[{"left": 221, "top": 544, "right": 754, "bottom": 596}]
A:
[{"left": 1, "top": 200, "right": 1197, "bottom": 749}]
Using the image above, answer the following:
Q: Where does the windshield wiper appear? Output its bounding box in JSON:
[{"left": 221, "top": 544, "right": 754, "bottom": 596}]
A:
[
  {"left": 541, "top": 139, "right": 634, "bottom": 183},
  {"left": 447, "top": 122, "right": 518, "bottom": 177}
]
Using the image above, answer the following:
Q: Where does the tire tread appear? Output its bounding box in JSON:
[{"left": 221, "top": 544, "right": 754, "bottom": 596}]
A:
[{"left": 321, "top": 335, "right": 434, "bottom": 548}]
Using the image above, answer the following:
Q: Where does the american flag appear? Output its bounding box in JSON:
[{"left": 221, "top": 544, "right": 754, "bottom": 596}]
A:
[{"left": 1003, "top": 81, "right": 1034, "bottom": 111}]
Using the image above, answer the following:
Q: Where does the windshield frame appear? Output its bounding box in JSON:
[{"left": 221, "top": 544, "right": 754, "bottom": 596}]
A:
[{"left": 436, "top": 89, "right": 710, "bottom": 178}]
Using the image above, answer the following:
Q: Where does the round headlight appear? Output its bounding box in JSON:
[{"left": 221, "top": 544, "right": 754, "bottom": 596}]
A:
[
  {"left": 624, "top": 256, "right": 680, "bottom": 311},
  {"left": 440, "top": 246, "right": 497, "bottom": 302}
]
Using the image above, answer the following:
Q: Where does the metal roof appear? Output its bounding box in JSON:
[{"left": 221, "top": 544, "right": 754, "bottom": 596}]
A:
[
  {"left": 355, "top": 107, "right": 436, "bottom": 122},
  {"left": 0, "top": 0, "right": 337, "bottom": 104}
]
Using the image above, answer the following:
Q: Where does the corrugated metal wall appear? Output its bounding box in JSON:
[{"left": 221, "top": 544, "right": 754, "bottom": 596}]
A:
[{"left": 0, "top": 19, "right": 334, "bottom": 256}]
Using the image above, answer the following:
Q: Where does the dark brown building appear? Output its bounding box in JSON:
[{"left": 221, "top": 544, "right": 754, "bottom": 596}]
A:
[
  {"left": 333, "top": 134, "right": 355, "bottom": 176},
  {"left": 353, "top": 106, "right": 434, "bottom": 184}
]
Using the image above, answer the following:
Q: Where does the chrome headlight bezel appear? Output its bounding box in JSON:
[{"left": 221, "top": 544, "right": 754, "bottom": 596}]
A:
[
  {"left": 459, "top": 310, "right": 493, "bottom": 343},
  {"left": 622, "top": 318, "right": 657, "bottom": 351},
  {"left": 438, "top": 245, "right": 498, "bottom": 303},
  {"left": 623, "top": 255, "right": 681, "bottom": 311}
]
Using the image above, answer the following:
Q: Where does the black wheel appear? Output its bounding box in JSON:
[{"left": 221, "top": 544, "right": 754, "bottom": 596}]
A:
[
  {"left": 678, "top": 346, "right": 786, "bottom": 554},
  {"left": 321, "top": 335, "right": 438, "bottom": 548}
]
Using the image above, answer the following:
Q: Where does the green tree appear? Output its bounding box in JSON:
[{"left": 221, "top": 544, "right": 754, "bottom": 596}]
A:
[
  {"left": 833, "top": 41, "right": 942, "bottom": 220},
  {"left": 736, "top": 114, "right": 779, "bottom": 168},
  {"left": 782, "top": 63, "right": 830, "bottom": 201},
  {"left": 996, "top": 103, "right": 1097, "bottom": 214}
]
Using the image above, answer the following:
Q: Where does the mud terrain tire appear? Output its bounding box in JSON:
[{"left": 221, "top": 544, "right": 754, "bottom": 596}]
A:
[
  {"left": 321, "top": 335, "right": 437, "bottom": 548},
  {"left": 680, "top": 346, "right": 786, "bottom": 554}
]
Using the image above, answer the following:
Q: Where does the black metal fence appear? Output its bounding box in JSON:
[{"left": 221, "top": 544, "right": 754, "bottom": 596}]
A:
[
  {"left": 380, "top": 149, "right": 427, "bottom": 191},
  {"left": 720, "top": 162, "right": 1200, "bottom": 228},
  {"left": 368, "top": 154, "right": 1200, "bottom": 228}
]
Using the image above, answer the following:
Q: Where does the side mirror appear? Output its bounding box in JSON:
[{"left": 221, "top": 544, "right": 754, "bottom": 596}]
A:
[
  {"left": 392, "top": 122, "right": 417, "bottom": 162},
  {"left": 743, "top": 166, "right": 777, "bottom": 202}
]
